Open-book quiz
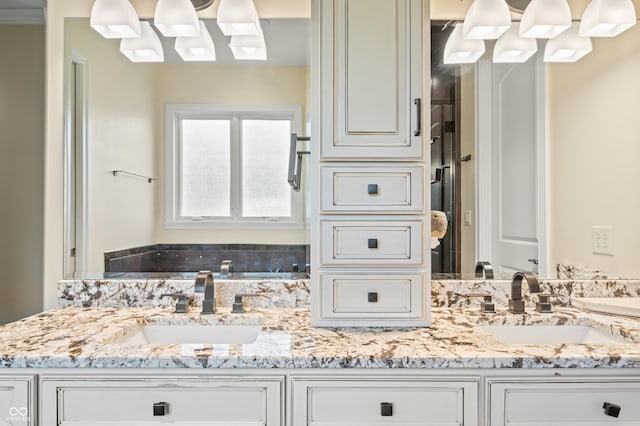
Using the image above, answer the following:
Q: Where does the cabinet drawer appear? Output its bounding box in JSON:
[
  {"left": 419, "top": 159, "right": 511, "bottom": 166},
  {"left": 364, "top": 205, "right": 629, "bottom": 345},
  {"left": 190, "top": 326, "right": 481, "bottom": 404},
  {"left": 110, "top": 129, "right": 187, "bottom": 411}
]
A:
[
  {"left": 320, "top": 220, "right": 423, "bottom": 266},
  {"left": 55, "top": 380, "right": 282, "bottom": 425},
  {"left": 490, "top": 380, "right": 640, "bottom": 425},
  {"left": 292, "top": 379, "right": 477, "bottom": 426},
  {"left": 320, "top": 273, "right": 424, "bottom": 318},
  {"left": 320, "top": 165, "right": 424, "bottom": 213}
]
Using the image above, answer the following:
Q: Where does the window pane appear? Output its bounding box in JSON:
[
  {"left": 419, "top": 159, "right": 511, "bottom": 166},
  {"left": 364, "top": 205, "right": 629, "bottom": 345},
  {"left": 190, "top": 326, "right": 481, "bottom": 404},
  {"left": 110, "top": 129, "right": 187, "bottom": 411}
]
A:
[
  {"left": 180, "top": 119, "right": 231, "bottom": 217},
  {"left": 241, "top": 119, "right": 292, "bottom": 217}
]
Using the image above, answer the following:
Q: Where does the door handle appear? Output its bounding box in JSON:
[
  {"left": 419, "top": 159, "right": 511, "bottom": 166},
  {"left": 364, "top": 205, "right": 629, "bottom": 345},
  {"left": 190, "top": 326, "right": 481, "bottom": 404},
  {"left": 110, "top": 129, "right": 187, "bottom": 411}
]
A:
[{"left": 414, "top": 98, "right": 421, "bottom": 136}]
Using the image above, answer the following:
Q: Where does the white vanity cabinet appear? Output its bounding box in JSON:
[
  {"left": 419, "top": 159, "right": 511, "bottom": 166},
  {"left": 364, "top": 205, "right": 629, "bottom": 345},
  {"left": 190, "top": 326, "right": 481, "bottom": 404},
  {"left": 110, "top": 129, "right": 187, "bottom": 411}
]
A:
[
  {"left": 40, "top": 376, "right": 284, "bottom": 426},
  {"left": 0, "top": 376, "right": 36, "bottom": 426},
  {"left": 311, "top": 0, "right": 429, "bottom": 327},
  {"left": 290, "top": 376, "right": 479, "bottom": 426},
  {"left": 488, "top": 378, "right": 640, "bottom": 425}
]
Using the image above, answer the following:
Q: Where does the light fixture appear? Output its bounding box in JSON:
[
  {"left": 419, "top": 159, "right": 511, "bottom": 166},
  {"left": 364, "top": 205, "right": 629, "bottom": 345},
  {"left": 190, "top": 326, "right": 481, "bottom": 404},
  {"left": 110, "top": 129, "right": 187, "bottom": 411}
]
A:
[
  {"left": 154, "top": 0, "right": 200, "bottom": 37},
  {"left": 444, "top": 24, "right": 486, "bottom": 64},
  {"left": 544, "top": 23, "right": 592, "bottom": 62},
  {"left": 120, "top": 21, "right": 164, "bottom": 63},
  {"left": 493, "top": 23, "right": 538, "bottom": 63},
  {"left": 519, "top": 0, "right": 572, "bottom": 39},
  {"left": 90, "top": 0, "right": 141, "bottom": 39},
  {"left": 580, "top": 0, "right": 637, "bottom": 37},
  {"left": 175, "top": 21, "right": 216, "bottom": 61},
  {"left": 230, "top": 24, "right": 267, "bottom": 60},
  {"left": 217, "top": 0, "right": 260, "bottom": 36},
  {"left": 462, "top": 0, "right": 512, "bottom": 40}
]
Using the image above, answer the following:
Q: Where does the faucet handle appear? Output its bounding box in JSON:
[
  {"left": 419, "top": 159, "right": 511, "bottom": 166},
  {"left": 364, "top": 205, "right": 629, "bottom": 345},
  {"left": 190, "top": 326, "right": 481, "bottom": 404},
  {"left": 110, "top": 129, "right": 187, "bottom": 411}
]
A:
[
  {"left": 161, "top": 293, "right": 192, "bottom": 313},
  {"left": 455, "top": 293, "right": 496, "bottom": 313},
  {"left": 535, "top": 293, "right": 568, "bottom": 313},
  {"left": 231, "top": 294, "right": 260, "bottom": 314}
]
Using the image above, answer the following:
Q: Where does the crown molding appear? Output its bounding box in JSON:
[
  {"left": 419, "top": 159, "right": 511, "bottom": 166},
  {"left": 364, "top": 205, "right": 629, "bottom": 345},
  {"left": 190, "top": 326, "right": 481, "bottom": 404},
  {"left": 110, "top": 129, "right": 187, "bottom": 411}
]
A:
[{"left": 0, "top": 8, "right": 45, "bottom": 25}]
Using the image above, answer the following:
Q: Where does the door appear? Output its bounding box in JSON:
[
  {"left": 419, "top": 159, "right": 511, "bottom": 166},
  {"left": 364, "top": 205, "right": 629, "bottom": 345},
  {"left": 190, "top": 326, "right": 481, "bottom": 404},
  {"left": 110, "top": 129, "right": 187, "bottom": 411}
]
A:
[{"left": 477, "top": 50, "right": 548, "bottom": 278}]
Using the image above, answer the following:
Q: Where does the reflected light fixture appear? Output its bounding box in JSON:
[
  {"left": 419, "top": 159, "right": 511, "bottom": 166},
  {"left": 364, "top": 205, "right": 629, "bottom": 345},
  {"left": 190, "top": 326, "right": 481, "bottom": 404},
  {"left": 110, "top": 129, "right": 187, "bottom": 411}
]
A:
[
  {"left": 120, "top": 21, "right": 164, "bottom": 62},
  {"left": 175, "top": 21, "right": 216, "bottom": 61},
  {"left": 90, "top": 0, "right": 141, "bottom": 39},
  {"left": 493, "top": 23, "right": 537, "bottom": 63},
  {"left": 519, "top": 0, "right": 572, "bottom": 38},
  {"left": 580, "top": 0, "right": 637, "bottom": 37},
  {"left": 217, "top": 0, "right": 260, "bottom": 36},
  {"left": 154, "top": 0, "right": 201, "bottom": 37},
  {"left": 544, "top": 23, "right": 592, "bottom": 62},
  {"left": 443, "top": 24, "right": 486, "bottom": 64},
  {"left": 230, "top": 24, "right": 267, "bottom": 60},
  {"left": 462, "top": 0, "right": 512, "bottom": 40}
]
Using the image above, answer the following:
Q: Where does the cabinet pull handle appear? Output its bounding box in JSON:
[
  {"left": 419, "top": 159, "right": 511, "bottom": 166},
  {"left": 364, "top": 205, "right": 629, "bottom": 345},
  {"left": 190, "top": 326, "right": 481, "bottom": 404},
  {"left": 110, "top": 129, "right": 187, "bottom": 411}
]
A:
[
  {"left": 367, "top": 183, "right": 378, "bottom": 195},
  {"left": 603, "top": 402, "right": 621, "bottom": 418},
  {"left": 414, "top": 98, "right": 421, "bottom": 136},
  {"left": 153, "top": 402, "right": 169, "bottom": 416},
  {"left": 380, "top": 402, "right": 393, "bottom": 416},
  {"left": 368, "top": 238, "right": 378, "bottom": 249},
  {"left": 368, "top": 292, "right": 378, "bottom": 303}
]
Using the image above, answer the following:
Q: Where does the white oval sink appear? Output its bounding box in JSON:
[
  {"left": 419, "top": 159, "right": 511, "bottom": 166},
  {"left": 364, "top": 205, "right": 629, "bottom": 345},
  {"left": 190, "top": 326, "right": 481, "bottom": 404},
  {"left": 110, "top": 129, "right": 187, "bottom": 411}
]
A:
[
  {"left": 480, "top": 325, "right": 628, "bottom": 345},
  {"left": 116, "top": 325, "right": 262, "bottom": 345}
]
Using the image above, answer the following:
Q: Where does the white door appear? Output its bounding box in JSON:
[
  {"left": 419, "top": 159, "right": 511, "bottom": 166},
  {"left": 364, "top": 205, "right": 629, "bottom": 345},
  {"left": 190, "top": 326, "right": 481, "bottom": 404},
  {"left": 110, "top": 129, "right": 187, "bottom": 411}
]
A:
[{"left": 476, "top": 51, "right": 548, "bottom": 278}]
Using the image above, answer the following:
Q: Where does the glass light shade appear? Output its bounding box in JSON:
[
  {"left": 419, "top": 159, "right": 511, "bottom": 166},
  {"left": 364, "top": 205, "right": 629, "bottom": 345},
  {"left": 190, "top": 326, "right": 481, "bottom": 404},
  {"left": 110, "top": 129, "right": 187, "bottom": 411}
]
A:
[
  {"left": 443, "top": 24, "right": 486, "bottom": 64},
  {"left": 493, "top": 23, "right": 537, "bottom": 63},
  {"left": 580, "top": 0, "right": 636, "bottom": 37},
  {"left": 120, "top": 21, "right": 164, "bottom": 63},
  {"left": 462, "top": 0, "right": 512, "bottom": 40},
  {"left": 154, "top": 0, "right": 200, "bottom": 37},
  {"left": 217, "top": 0, "right": 260, "bottom": 36},
  {"left": 230, "top": 24, "right": 267, "bottom": 60},
  {"left": 519, "top": 0, "right": 572, "bottom": 38},
  {"left": 176, "top": 21, "right": 216, "bottom": 61},
  {"left": 90, "top": 0, "right": 141, "bottom": 39},
  {"left": 544, "top": 23, "right": 592, "bottom": 62}
]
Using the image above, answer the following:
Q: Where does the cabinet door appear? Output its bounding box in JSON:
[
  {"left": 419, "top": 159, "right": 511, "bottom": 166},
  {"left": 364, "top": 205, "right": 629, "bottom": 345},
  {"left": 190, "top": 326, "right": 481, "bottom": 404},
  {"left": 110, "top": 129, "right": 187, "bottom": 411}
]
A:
[
  {"left": 320, "top": 0, "right": 423, "bottom": 159},
  {"left": 0, "top": 377, "right": 35, "bottom": 426}
]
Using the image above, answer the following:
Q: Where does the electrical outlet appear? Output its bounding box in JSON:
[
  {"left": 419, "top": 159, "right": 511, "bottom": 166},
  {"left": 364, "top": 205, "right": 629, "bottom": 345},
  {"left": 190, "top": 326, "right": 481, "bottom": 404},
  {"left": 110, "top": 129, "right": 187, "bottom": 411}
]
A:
[{"left": 592, "top": 226, "right": 613, "bottom": 256}]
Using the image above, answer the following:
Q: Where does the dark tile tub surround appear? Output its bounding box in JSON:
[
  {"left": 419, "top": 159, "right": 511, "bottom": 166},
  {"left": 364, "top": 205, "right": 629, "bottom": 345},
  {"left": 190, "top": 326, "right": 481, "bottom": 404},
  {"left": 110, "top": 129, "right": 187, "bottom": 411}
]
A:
[{"left": 105, "top": 244, "right": 310, "bottom": 274}]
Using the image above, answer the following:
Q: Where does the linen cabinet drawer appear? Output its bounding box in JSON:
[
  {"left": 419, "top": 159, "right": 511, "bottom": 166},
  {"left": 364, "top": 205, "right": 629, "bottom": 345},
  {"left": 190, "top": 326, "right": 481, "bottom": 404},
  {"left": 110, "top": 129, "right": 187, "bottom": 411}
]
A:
[
  {"left": 490, "top": 380, "right": 640, "bottom": 425},
  {"left": 320, "top": 165, "right": 424, "bottom": 213},
  {"left": 291, "top": 379, "right": 478, "bottom": 426},
  {"left": 319, "top": 273, "right": 425, "bottom": 319},
  {"left": 320, "top": 219, "right": 424, "bottom": 266}
]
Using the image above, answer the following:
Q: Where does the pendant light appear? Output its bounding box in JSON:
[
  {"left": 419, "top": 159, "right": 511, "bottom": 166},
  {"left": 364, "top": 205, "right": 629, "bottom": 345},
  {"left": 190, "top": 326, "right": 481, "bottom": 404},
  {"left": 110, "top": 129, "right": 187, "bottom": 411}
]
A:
[
  {"left": 154, "top": 0, "right": 200, "bottom": 37},
  {"left": 443, "top": 24, "right": 486, "bottom": 64},
  {"left": 544, "top": 23, "right": 592, "bottom": 62},
  {"left": 493, "top": 23, "right": 537, "bottom": 63},
  {"left": 90, "top": 0, "right": 141, "bottom": 39},
  {"left": 580, "top": 0, "right": 637, "bottom": 37},
  {"left": 230, "top": 24, "right": 267, "bottom": 60},
  {"left": 120, "top": 21, "right": 164, "bottom": 63},
  {"left": 175, "top": 21, "right": 216, "bottom": 62},
  {"left": 462, "top": 0, "right": 512, "bottom": 40},
  {"left": 519, "top": 0, "right": 572, "bottom": 39},
  {"left": 217, "top": 0, "right": 260, "bottom": 36}
]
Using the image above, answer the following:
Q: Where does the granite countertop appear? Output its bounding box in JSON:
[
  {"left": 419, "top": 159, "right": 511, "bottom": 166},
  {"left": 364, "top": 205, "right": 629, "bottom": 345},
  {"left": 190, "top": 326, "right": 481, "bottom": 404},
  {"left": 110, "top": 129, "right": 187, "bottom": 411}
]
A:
[{"left": 2, "top": 306, "right": 640, "bottom": 369}]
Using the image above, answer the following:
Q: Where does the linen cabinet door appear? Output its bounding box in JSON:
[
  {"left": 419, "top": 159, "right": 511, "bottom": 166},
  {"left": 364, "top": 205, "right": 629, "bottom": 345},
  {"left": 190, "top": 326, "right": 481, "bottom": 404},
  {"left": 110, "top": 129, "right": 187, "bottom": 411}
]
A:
[{"left": 0, "top": 376, "right": 35, "bottom": 426}]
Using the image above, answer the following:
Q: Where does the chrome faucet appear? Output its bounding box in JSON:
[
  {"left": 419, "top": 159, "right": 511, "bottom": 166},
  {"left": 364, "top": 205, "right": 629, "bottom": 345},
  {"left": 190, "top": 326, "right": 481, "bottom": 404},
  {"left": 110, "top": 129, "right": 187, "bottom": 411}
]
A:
[
  {"left": 508, "top": 271, "right": 540, "bottom": 314},
  {"left": 194, "top": 270, "right": 215, "bottom": 314},
  {"left": 220, "top": 260, "right": 233, "bottom": 278}
]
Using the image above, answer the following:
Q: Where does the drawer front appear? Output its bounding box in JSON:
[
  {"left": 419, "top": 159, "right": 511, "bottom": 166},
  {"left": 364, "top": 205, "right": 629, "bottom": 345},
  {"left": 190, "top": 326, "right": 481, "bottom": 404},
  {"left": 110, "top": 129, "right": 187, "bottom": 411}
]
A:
[
  {"left": 291, "top": 379, "right": 476, "bottom": 426},
  {"left": 57, "top": 381, "right": 281, "bottom": 425},
  {"left": 320, "top": 166, "right": 424, "bottom": 213},
  {"left": 320, "top": 273, "right": 424, "bottom": 318},
  {"left": 490, "top": 381, "right": 640, "bottom": 424},
  {"left": 320, "top": 220, "right": 423, "bottom": 266}
]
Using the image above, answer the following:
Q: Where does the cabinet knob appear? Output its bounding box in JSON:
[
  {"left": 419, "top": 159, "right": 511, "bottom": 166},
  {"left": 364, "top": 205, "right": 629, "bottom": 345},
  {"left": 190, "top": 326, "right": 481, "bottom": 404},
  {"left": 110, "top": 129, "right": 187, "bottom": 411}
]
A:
[
  {"left": 367, "top": 184, "right": 378, "bottom": 195},
  {"left": 368, "top": 292, "right": 378, "bottom": 303},
  {"left": 603, "top": 402, "right": 621, "bottom": 418},
  {"left": 368, "top": 238, "right": 378, "bottom": 249},
  {"left": 380, "top": 402, "right": 393, "bottom": 416},
  {"left": 153, "top": 402, "right": 169, "bottom": 416}
]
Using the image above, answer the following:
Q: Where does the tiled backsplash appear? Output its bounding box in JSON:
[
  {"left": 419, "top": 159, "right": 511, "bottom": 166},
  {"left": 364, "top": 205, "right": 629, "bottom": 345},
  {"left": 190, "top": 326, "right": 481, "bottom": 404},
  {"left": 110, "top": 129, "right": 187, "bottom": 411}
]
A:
[{"left": 104, "top": 244, "right": 310, "bottom": 274}]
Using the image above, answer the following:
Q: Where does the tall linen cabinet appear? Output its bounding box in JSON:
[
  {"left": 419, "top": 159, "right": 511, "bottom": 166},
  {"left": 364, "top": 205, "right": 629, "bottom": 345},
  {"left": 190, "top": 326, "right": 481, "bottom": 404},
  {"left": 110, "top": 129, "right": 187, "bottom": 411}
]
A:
[{"left": 310, "top": 0, "right": 430, "bottom": 327}]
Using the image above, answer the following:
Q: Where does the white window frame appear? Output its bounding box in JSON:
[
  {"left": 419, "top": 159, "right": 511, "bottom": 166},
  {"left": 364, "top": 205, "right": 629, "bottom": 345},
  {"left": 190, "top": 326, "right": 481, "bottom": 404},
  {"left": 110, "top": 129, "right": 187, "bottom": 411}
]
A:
[{"left": 165, "top": 104, "right": 304, "bottom": 229}]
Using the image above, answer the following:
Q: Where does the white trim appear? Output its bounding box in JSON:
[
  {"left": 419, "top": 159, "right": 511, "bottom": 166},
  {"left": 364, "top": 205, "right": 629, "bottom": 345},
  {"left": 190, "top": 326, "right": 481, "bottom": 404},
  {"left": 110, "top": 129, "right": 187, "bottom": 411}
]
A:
[
  {"left": 164, "top": 104, "right": 305, "bottom": 230},
  {"left": 537, "top": 48, "right": 551, "bottom": 277},
  {"left": 0, "top": 9, "right": 45, "bottom": 25}
]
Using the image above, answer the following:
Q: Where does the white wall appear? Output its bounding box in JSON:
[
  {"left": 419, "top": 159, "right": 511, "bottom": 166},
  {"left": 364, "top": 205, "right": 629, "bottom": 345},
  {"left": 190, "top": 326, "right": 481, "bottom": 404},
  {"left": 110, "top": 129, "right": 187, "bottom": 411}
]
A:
[
  {"left": 459, "top": 66, "right": 476, "bottom": 274},
  {"left": 0, "top": 25, "right": 45, "bottom": 324}
]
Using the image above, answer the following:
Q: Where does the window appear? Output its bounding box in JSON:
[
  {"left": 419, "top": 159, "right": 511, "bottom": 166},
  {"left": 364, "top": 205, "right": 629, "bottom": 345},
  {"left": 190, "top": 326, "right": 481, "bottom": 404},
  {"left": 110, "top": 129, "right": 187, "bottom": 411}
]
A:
[{"left": 165, "top": 104, "right": 304, "bottom": 229}]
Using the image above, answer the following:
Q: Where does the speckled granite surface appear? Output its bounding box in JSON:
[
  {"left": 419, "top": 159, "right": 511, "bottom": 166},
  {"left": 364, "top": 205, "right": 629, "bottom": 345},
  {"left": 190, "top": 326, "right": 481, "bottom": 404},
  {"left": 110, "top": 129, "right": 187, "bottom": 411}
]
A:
[{"left": 1, "top": 306, "right": 640, "bottom": 369}]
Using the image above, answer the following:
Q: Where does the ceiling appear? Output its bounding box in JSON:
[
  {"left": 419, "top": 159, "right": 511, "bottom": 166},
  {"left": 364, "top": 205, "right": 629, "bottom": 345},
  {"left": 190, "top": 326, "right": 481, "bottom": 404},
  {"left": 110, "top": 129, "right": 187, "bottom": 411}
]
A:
[{"left": 0, "top": 0, "right": 46, "bottom": 24}]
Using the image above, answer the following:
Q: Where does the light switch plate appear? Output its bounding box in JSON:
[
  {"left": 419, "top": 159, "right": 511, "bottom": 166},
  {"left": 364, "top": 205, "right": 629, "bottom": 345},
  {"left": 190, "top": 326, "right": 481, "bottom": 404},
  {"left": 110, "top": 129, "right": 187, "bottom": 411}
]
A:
[{"left": 592, "top": 226, "right": 613, "bottom": 256}]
